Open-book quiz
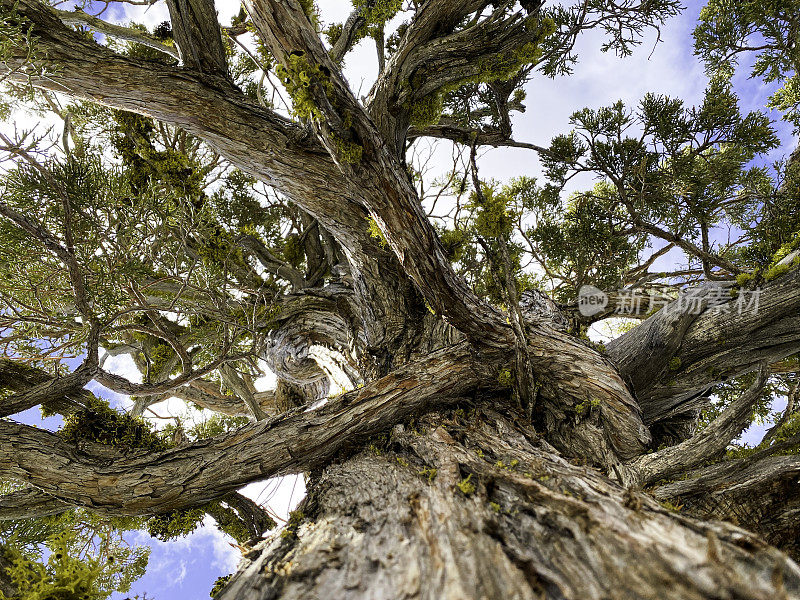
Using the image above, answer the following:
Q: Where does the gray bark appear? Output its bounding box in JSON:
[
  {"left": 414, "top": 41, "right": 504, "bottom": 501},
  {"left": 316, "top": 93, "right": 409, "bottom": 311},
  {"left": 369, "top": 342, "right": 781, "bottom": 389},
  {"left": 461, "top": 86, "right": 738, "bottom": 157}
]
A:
[
  {"left": 216, "top": 406, "right": 800, "bottom": 600},
  {"left": 0, "top": 1, "right": 799, "bottom": 596}
]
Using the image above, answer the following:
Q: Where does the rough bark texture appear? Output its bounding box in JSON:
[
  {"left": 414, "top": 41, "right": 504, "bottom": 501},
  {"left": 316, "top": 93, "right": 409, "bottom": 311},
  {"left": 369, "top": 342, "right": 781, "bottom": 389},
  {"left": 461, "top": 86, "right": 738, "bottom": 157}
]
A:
[
  {"left": 653, "top": 447, "right": 800, "bottom": 563},
  {"left": 0, "top": 343, "right": 490, "bottom": 515},
  {"left": 0, "top": 1, "right": 799, "bottom": 597},
  {"left": 216, "top": 405, "right": 800, "bottom": 600}
]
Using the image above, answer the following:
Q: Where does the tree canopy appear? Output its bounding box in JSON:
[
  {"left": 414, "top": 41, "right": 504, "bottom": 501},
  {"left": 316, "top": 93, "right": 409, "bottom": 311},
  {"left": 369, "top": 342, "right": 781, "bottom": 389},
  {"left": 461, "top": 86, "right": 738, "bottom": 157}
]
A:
[{"left": 0, "top": 0, "right": 798, "bottom": 597}]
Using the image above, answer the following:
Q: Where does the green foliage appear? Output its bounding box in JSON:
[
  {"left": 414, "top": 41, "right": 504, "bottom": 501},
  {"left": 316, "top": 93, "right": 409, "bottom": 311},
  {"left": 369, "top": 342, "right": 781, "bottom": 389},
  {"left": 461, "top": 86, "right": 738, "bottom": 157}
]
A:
[
  {"left": 697, "top": 370, "right": 780, "bottom": 430},
  {"left": 436, "top": 177, "right": 549, "bottom": 304},
  {"left": 145, "top": 492, "right": 270, "bottom": 543},
  {"left": 0, "top": 526, "right": 148, "bottom": 600},
  {"left": 146, "top": 507, "right": 206, "bottom": 541},
  {"left": 736, "top": 233, "right": 800, "bottom": 287},
  {"left": 210, "top": 574, "right": 232, "bottom": 598},
  {"left": 331, "top": 131, "right": 363, "bottom": 164},
  {"left": 497, "top": 369, "right": 513, "bottom": 388},
  {"left": 536, "top": 77, "right": 781, "bottom": 292},
  {"left": 768, "top": 412, "right": 800, "bottom": 447},
  {"left": 527, "top": 181, "right": 644, "bottom": 302},
  {"left": 726, "top": 410, "right": 800, "bottom": 460},
  {"left": 297, "top": 0, "right": 321, "bottom": 29},
  {"left": 469, "top": 183, "right": 515, "bottom": 240},
  {"left": 694, "top": 0, "right": 800, "bottom": 130},
  {"left": 61, "top": 398, "right": 170, "bottom": 452},
  {"left": 537, "top": 0, "right": 682, "bottom": 77},
  {"left": 187, "top": 414, "right": 251, "bottom": 440}
]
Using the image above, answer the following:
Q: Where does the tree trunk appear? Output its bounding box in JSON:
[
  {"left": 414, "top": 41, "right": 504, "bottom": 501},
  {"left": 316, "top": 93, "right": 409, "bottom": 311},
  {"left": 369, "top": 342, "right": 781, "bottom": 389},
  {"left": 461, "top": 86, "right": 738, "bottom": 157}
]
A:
[{"left": 215, "top": 403, "right": 800, "bottom": 600}]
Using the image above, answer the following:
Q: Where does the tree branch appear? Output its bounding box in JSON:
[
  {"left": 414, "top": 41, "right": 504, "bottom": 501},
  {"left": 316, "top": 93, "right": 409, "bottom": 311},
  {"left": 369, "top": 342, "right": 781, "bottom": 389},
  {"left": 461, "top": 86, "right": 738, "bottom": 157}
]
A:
[
  {"left": 54, "top": 8, "right": 180, "bottom": 59},
  {"left": 0, "top": 487, "right": 72, "bottom": 520},
  {"left": 611, "top": 266, "right": 800, "bottom": 428},
  {"left": 166, "top": 0, "right": 229, "bottom": 76},
  {"left": 0, "top": 359, "right": 92, "bottom": 417},
  {"left": 408, "top": 123, "right": 547, "bottom": 152},
  {"left": 0, "top": 343, "right": 487, "bottom": 515},
  {"left": 629, "top": 365, "right": 769, "bottom": 487},
  {"left": 244, "top": 0, "right": 515, "bottom": 349},
  {"left": 329, "top": 4, "right": 367, "bottom": 63},
  {"left": 651, "top": 443, "right": 800, "bottom": 559}
]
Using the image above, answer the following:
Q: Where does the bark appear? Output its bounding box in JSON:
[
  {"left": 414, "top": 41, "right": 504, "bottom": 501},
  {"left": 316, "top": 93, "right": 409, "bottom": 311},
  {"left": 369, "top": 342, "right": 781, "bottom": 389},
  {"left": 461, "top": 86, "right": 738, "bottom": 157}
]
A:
[
  {"left": 0, "top": 486, "right": 71, "bottom": 520},
  {"left": 0, "top": 343, "right": 490, "bottom": 515},
  {"left": 608, "top": 267, "right": 800, "bottom": 442},
  {"left": 166, "top": 0, "right": 228, "bottom": 76},
  {"left": 0, "top": 359, "right": 91, "bottom": 417},
  {"left": 653, "top": 447, "right": 800, "bottom": 562},
  {"left": 216, "top": 405, "right": 800, "bottom": 600}
]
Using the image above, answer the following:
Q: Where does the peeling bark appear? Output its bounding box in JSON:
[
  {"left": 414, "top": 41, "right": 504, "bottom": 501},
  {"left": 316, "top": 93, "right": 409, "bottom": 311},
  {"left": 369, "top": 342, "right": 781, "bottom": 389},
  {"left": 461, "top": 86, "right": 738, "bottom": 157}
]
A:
[
  {"left": 0, "top": 2, "right": 798, "bottom": 595},
  {"left": 0, "top": 344, "right": 490, "bottom": 515},
  {"left": 609, "top": 269, "right": 800, "bottom": 437},
  {"left": 217, "top": 406, "right": 800, "bottom": 600}
]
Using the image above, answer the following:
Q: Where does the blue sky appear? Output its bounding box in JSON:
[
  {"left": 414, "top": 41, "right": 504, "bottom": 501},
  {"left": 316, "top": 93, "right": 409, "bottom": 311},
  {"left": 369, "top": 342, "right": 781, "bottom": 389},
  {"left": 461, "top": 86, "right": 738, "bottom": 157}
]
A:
[{"left": 6, "top": 0, "right": 797, "bottom": 598}]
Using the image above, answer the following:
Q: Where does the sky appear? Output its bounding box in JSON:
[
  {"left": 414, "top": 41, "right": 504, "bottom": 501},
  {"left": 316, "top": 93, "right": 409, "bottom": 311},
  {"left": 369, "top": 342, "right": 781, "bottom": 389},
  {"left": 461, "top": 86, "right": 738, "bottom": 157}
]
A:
[{"left": 5, "top": 0, "right": 798, "bottom": 598}]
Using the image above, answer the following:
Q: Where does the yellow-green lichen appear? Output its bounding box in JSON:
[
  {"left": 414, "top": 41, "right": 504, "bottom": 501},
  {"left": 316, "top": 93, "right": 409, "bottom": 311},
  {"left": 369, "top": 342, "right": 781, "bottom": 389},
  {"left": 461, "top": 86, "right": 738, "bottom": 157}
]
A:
[
  {"left": 275, "top": 52, "right": 332, "bottom": 120},
  {"left": 280, "top": 509, "right": 305, "bottom": 539},
  {"left": 331, "top": 132, "right": 363, "bottom": 164},
  {"left": 456, "top": 474, "right": 476, "bottom": 496},
  {"left": 409, "top": 93, "right": 444, "bottom": 128},
  {"left": 497, "top": 368, "right": 513, "bottom": 388},
  {"left": 418, "top": 467, "right": 438, "bottom": 483},
  {"left": 366, "top": 215, "right": 388, "bottom": 248}
]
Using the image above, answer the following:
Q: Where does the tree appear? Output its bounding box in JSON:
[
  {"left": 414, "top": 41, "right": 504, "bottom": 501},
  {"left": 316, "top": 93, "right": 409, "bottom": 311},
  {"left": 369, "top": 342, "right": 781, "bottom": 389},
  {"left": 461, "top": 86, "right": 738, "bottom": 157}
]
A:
[{"left": 0, "top": 0, "right": 799, "bottom": 597}]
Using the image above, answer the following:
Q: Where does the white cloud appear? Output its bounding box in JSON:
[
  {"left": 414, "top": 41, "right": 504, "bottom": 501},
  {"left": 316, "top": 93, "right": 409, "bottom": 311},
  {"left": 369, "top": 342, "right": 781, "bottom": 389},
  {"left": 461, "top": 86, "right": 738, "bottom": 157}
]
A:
[{"left": 240, "top": 474, "right": 306, "bottom": 524}]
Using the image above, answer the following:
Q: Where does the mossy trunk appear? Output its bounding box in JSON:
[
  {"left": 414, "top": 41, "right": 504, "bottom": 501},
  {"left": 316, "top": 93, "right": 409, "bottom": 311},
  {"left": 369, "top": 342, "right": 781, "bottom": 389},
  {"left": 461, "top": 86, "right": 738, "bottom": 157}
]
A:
[{"left": 215, "top": 402, "right": 800, "bottom": 600}]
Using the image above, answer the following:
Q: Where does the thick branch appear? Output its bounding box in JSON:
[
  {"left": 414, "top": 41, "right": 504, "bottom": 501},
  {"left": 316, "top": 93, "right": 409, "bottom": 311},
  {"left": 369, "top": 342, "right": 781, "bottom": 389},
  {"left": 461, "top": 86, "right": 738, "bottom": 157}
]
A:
[
  {"left": 237, "top": 233, "right": 307, "bottom": 291},
  {"left": 219, "top": 364, "right": 268, "bottom": 420},
  {"left": 0, "top": 359, "right": 92, "bottom": 417},
  {"left": 652, "top": 446, "right": 800, "bottom": 560},
  {"left": 629, "top": 366, "right": 768, "bottom": 486},
  {"left": 166, "top": 0, "right": 228, "bottom": 76},
  {"left": 329, "top": 5, "right": 366, "bottom": 63},
  {"left": 55, "top": 8, "right": 180, "bottom": 59},
  {"left": 245, "top": 0, "right": 514, "bottom": 349},
  {"left": 0, "top": 343, "right": 488, "bottom": 515},
  {"left": 0, "top": 487, "right": 72, "bottom": 520},
  {"left": 366, "top": 0, "right": 490, "bottom": 142},
  {"left": 611, "top": 267, "right": 800, "bottom": 426},
  {"left": 134, "top": 379, "right": 278, "bottom": 418}
]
